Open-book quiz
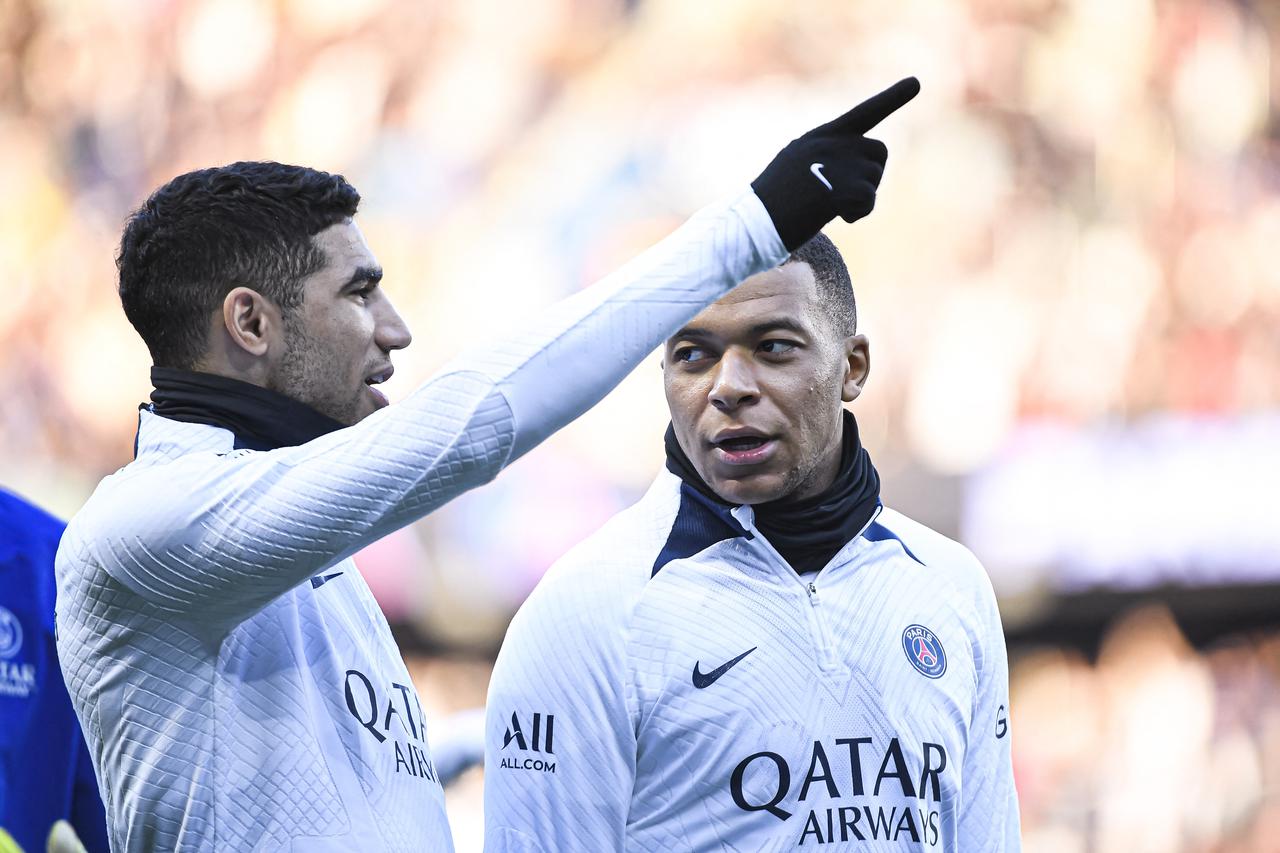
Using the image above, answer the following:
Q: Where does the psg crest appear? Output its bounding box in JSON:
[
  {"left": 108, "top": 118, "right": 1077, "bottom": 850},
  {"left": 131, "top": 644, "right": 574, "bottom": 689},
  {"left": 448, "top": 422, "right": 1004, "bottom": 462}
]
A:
[{"left": 901, "top": 624, "right": 946, "bottom": 679}]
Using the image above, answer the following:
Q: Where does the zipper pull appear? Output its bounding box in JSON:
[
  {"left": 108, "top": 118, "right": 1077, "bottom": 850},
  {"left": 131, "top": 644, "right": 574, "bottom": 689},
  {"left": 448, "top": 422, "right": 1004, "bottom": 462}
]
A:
[{"left": 807, "top": 581, "right": 818, "bottom": 604}]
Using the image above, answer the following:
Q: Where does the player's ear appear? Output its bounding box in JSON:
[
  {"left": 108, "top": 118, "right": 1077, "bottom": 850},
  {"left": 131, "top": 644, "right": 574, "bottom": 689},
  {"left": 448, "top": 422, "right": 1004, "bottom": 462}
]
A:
[
  {"left": 222, "top": 287, "right": 281, "bottom": 358},
  {"left": 841, "top": 334, "right": 870, "bottom": 402}
]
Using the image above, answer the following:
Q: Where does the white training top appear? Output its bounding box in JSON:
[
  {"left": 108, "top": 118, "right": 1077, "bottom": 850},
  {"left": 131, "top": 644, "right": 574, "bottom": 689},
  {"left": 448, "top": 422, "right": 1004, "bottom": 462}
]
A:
[
  {"left": 485, "top": 472, "right": 1021, "bottom": 852},
  {"left": 55, "top": 189, "right": 787, "bottom": 853}
]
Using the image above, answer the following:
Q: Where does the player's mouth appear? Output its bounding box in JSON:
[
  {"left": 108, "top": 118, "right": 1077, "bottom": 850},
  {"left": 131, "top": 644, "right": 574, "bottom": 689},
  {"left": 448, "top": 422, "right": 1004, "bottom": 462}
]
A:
[
  {"left": 709, "top": 428, "right": 777, "bottom": 466},
  {"left": 364, "top": 366, "right": 393, "bottom": 409}
]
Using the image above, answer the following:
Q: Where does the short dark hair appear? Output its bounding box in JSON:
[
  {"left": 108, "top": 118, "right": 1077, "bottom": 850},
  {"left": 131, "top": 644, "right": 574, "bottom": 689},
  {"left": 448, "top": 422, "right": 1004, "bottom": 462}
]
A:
[
  {"left": 786, "top": 231, "right": 856, "bottom": 336},
  {"left": 117, "top": 161, "right": 361, "bottom": 368}
]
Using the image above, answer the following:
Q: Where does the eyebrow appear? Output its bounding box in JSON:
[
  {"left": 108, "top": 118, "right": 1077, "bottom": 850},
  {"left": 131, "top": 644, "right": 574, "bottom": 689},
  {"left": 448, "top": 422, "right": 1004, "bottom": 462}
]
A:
[
  {"left": 342, "top": 266, "right": 384, "bottom": 290},
  {"left": 670, "top": 317, "right": 811, "bottom": 342}
]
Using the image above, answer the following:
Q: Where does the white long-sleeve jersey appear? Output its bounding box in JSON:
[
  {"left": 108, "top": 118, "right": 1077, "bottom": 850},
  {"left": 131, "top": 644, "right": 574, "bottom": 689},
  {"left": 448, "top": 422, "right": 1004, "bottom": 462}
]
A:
[
  {"left": 485, "top": 472, "right": 1021, "bottom": 852},
  {"left": 54, "top": 189, "right": 786, "bottom": 853}
]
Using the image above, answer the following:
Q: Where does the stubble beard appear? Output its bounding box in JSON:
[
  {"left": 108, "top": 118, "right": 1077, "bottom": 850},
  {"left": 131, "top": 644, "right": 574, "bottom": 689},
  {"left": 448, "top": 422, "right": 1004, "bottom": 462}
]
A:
[{"left": 273, "top": 323, "right": 363, "bottom": 426}]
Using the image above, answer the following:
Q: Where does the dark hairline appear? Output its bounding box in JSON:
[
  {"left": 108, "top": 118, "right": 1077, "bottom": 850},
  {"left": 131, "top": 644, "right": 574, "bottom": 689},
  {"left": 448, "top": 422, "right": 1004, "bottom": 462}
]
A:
[
  {"left": 116, "top": 161, "right": 361, "bottom": 368},
  {"left": 782, "top": 232, "right": 856, "bottom": 336}
]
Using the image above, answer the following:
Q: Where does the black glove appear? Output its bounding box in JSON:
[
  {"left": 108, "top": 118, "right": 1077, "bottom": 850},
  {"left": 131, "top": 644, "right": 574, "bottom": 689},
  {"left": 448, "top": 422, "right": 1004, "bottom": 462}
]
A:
[{"left": 752, "top": 77, "right": 920, "bottom": 251}]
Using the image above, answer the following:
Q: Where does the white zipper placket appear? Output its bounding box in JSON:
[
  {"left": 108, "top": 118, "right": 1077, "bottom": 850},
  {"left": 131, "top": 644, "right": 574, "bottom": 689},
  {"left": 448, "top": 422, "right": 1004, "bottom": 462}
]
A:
[
  {"left": 803, "top": 577, "right": 839, "bottom": 671},
  {"left": 731, "top": 506, "right": 840, "bottom": 671}
]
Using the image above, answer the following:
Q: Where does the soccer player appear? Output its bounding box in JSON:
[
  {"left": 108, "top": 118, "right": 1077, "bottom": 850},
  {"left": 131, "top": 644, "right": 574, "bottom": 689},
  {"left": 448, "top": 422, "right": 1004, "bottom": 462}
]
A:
[
  {"left": 0, "top": 489, "right": 108, "bottom": 853},
  {"left": 55, "top": 79, "right": 920, "bottom": 851},
  {"left": 483, "top": 232, "right": 1020, "bottom": 850}
]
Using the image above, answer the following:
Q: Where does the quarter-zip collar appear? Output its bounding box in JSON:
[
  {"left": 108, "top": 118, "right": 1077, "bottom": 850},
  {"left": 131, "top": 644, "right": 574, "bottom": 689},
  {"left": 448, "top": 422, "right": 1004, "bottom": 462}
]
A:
[{"left": 664, "top": 410, "right": 881, "bottom": 574}]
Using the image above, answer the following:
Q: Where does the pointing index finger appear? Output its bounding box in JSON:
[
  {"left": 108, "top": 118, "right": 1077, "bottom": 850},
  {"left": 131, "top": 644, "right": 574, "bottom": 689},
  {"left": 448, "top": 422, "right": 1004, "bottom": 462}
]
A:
[{"left": 823, "top": 77, "right": 921, "bottom": 137}]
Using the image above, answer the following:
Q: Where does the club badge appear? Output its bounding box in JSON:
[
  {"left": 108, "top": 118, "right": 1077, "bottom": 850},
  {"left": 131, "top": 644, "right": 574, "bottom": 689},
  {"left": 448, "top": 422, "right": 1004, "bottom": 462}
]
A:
[{"left": 901, "top": 624, "right": 946, "bottom": 679}]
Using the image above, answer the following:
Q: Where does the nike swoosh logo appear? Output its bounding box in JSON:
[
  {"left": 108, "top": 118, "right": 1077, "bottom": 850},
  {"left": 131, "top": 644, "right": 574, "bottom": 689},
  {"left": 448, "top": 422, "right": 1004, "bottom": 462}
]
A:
[
  {"left": 810, "top": 162, "right": 833, "bottom": 190},
  {"left": 310, "top": 571, "right": 345, "bottom": 589},
  {"left": 692, "top": 647, "right": 757, "bottom": 689}
]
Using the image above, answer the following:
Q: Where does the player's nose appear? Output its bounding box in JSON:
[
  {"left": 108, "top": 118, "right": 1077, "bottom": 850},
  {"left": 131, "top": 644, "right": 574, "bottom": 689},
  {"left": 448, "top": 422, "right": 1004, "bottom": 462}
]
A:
[
  {"left": 708, "top": 350, "right": 759, "bottom": 411},
  {"left": 375, "top": 297, "right": 412, "bottom": 352}
]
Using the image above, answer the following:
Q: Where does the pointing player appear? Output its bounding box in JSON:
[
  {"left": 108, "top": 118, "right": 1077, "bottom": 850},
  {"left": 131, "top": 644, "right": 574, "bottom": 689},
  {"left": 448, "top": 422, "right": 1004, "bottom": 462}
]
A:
[
  {"left": 483, "top": 172, "right": 1020, "bottom": 848},
  {"left": 56, "top": 78, "right": 920, "bottom": 851}
]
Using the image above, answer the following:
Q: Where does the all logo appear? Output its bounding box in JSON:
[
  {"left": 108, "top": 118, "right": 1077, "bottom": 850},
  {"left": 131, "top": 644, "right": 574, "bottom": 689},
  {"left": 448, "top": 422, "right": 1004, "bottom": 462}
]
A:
[
  {"left": 0, "top": 607, "right": 22, "bottom": 659},
  {"left": 499, "top": 711, "right": 557, "bottom": 774},
  {"left": 901, "top": 624, "right": 946, "bottom": 679},
  {"left": 502, "top": 711, "right": 555, "bottom": 753}
]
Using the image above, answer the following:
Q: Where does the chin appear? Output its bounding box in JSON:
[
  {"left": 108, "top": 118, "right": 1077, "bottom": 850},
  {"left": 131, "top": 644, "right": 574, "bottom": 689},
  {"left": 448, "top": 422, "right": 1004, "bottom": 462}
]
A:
[
  {"left": 708, "top": 474, "right": 790, "bottom": 506},
  {"left": 319, "top": 399, "right": 366, "bottom": 427}
]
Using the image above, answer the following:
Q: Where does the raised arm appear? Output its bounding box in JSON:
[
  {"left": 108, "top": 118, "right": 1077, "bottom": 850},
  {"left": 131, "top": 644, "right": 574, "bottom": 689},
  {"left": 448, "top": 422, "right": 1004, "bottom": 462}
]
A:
[
  {"left": 80, "top": 79, "right": 920, "bottom": 628},
  {"left": 82, "top": 188, "right": 779, "bottom": 626}
]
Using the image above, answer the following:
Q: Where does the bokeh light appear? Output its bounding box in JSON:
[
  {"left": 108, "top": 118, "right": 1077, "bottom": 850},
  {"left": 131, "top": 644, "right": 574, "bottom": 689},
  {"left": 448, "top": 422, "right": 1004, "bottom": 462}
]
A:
[{"left": 1, "top": 0, "right": 1277, "bottom": 848}]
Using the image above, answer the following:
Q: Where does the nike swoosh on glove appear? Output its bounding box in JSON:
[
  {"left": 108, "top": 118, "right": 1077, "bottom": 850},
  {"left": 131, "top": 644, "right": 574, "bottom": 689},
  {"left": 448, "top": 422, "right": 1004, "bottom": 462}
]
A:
[{"left": 751, "top": 77, "right": 921, "bottom": 251}]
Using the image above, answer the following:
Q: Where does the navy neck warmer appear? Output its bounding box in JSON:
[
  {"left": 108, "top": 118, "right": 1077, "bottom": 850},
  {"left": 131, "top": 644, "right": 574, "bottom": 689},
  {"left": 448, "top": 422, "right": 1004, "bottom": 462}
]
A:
[
  {"left": 148, "top": 367, "right": 346, "bottom": 452},
  {"left": 664, "top": 410, "right": 880, "bottom": 573}
]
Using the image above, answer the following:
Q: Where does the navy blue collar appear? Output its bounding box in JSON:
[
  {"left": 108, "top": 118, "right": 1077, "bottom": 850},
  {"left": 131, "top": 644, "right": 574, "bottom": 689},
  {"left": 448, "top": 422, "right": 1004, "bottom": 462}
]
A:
[{"left": 652, "top": 483, "right": 750, "bottom": 577}]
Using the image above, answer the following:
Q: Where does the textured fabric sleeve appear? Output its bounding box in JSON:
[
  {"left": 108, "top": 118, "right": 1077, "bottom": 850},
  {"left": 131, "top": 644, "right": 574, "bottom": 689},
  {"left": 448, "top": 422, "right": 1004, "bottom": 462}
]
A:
[
  {"left": 462, "top": 188, "right": 786, "bottom": 460},
  {"left": 86, "top": 189, "right": 786, "bottom": 627},
  {"left": 958, "top": 572, "right": 1022, "bottom": 852},
  {"left": 483, "top": 564, "right": 637, "bottom": 852}
]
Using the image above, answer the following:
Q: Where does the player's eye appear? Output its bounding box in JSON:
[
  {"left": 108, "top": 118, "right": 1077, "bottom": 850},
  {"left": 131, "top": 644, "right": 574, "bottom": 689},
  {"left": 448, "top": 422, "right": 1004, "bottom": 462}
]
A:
[
  {"left": 352, "top": 284, "right": 377, "bottom": 302},
  {"left": 759, "top": 339, "right": 798, "bottom": 356},
  {"left": 672, "top": 345, "right": 709, "bottom": 364}
]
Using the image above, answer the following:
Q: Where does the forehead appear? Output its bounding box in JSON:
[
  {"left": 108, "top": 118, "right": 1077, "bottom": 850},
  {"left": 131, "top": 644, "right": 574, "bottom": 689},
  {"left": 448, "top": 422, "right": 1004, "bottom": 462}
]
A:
[
  {"left": 311, "top": 219, "right": 376, "bottom": 277},
  {"left": 680, "top": 261, "right": 821, "bottom": 336}
]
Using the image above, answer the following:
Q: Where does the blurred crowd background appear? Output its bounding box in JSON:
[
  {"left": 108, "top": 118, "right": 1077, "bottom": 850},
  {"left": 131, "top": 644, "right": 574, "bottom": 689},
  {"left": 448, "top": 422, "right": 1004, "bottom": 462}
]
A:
[{"left": 0, "top": 0, "right": 1276, "bottom": 849}]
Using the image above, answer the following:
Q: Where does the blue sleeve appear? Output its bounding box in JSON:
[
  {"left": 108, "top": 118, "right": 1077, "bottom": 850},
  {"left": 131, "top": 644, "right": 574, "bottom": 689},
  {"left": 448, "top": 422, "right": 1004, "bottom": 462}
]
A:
[
  {"left": 0, "top": 490, "right": 109, "bottom": 853},
  {"left": 70, "top": 736, "right": 109, "bottom": 853}
]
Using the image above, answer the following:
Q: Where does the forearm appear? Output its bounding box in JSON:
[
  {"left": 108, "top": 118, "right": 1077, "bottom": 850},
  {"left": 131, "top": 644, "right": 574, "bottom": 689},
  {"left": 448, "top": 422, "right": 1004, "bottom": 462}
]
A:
[
  {"left": 264, "top": 185, "right": 784, "bottom": 555},
  {"left": 457, "top": 187, "right": 786, "bottom": 460}
]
